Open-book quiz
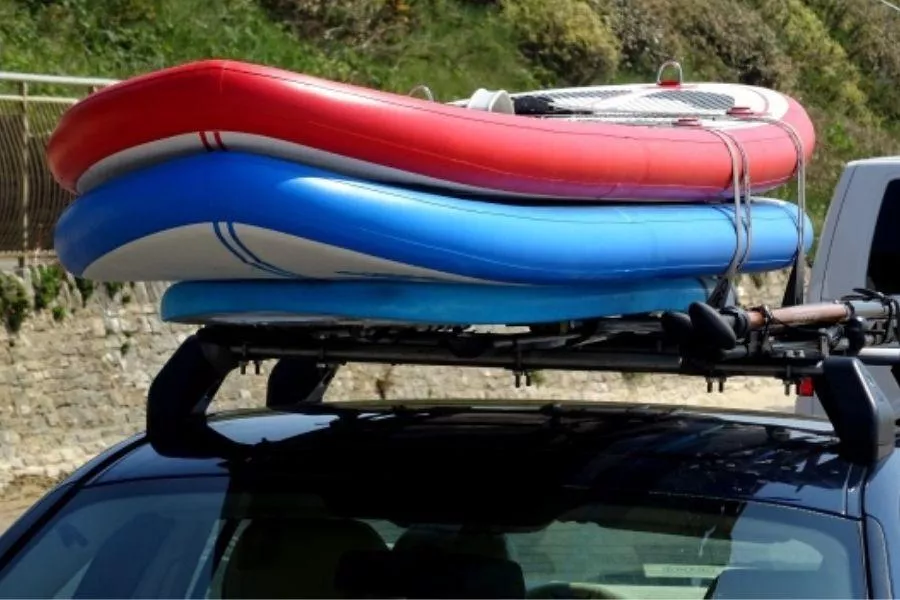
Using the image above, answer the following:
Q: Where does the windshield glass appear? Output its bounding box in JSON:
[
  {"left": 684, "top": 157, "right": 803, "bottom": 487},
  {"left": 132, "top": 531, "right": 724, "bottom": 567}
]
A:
[{"left": 0, "top": 477, "right": 864, "bottom": 599}]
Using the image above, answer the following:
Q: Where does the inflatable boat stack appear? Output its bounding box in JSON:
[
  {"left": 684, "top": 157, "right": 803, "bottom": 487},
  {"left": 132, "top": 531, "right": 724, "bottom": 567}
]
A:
[{"left": 47, "top": 59, "right": 816, "bottom": 327}]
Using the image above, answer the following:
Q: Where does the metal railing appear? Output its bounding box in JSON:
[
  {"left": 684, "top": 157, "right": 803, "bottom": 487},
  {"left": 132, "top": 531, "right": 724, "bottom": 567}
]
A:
[{"left": 0, "top": 71, "right": 119, "bottom": 265}]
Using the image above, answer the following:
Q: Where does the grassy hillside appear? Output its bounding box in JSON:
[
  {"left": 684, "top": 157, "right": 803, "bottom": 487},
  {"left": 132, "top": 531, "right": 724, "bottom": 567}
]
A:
[{"left": 2, "top": 0, "right": 899, "bottom": 230}]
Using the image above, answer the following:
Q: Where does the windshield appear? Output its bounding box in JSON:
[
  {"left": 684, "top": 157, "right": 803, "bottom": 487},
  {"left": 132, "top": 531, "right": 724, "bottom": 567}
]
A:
[{"left": 0, "top": 477, "right": 864, "bottom": 599}]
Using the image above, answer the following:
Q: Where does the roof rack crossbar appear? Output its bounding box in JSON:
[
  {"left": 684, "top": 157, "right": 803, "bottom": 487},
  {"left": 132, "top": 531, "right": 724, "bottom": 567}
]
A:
[
  {"left": 146, "top": 297, "right": 900, "bottom": 464},
  {"left": 187, "top": 327, "right": 900, "bottom": 392}
]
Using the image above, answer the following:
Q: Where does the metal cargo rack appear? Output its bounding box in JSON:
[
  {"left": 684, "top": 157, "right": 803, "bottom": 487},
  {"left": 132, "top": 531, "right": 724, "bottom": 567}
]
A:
[{"left": 146, "top": 289, "right": 900, "bottom": 466}]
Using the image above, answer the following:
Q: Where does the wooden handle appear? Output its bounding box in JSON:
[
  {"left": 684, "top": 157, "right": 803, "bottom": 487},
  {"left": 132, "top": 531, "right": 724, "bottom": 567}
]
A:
[{"left": 747, "top": 303, "right": 852, "bottom": 329}]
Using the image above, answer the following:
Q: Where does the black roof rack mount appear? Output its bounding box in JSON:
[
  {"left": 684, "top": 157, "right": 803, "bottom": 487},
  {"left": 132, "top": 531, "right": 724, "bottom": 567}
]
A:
[{"left": 146, "top": 291, "right": 900, "bottom": 465}]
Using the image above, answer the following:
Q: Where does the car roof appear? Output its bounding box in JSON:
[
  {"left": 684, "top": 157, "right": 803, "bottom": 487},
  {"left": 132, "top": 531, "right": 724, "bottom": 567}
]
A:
[{"left": 82, "top": 401, "right": 863, "bottom": 517}]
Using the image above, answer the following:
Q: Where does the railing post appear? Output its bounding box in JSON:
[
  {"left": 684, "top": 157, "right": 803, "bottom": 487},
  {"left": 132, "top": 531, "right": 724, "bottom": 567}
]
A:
[{"left": 18, "top": 81, "right": 30, "bottom": 271}]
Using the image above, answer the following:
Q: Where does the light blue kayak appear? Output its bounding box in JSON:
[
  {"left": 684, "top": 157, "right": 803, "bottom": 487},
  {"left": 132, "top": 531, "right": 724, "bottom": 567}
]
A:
[{"left": 160, "top": 278, "right": 719, "bottom": 326}]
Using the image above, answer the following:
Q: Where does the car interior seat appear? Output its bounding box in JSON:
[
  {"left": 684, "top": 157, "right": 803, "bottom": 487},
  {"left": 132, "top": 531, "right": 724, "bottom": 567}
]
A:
[
  {"left": 334, "top": 524, "right": 525, "bottom": 599},
  {"left": 362, "top": 524, "right": 525, "bottom": 598},
  {"left": 219, "top": 517, "right": 388, "bottom": 599},
  {"left": 392, "top": 524, "right": 514, "bottom": 561}
]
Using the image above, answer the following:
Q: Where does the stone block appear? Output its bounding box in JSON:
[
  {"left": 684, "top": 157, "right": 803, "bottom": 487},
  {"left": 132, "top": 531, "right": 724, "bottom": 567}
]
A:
[{"left": 90, "top": 318, "right": 107, "bottom": 338}]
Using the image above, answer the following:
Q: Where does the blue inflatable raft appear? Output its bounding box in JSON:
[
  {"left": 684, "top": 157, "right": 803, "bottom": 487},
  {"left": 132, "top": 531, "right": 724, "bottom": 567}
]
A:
[{"left": 55, "top": 152, "right": 813, "bottom": 286}]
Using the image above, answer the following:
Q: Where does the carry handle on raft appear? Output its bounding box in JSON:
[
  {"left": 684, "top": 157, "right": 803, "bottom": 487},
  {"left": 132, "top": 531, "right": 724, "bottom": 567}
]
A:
[{"left": 145, "top": 290, "right": 900, "bottom": 466}]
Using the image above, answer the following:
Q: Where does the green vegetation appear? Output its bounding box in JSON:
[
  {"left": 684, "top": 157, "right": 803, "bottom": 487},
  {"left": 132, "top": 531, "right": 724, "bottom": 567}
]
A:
[
  {"left": 2, "top": 0, "right": 899, "bottom": 231},
  {"left": 31, "top": 263, "right": 65, "bottom": 312},
  {"left": 0, "top": 274, "right": 30, "bottom": 333},
  {"left": 72, "top": 277, "right": 94, "bottom": 307},
  {"left": 1, "top": 263, "right": 69, "bottom": 331},
  {"left": 0, "top": 261, "right": 137, "bottom": 333},
  {"left": 51, "top": 305, "right": 66, "bottom": 322}
]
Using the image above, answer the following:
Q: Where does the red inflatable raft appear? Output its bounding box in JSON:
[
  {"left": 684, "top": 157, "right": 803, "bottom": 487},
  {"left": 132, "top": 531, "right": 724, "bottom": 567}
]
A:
[{"left": 47, "top": 59, "right": 816, "bottom": 201}]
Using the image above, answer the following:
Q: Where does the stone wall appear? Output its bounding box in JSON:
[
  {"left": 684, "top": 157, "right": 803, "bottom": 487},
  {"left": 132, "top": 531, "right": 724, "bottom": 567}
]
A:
[{"left": 0, "top": 268, "right": 799, "bottom": 492}]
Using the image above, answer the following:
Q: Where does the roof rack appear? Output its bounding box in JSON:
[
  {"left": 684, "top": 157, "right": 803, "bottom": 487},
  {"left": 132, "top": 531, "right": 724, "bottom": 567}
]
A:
[{"left": 146, "top": 290, "right": 900, "bottom": 466}]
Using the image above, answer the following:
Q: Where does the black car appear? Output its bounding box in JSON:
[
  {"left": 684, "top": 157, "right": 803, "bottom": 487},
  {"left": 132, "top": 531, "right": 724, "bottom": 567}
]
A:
[
  {"left": 0, "top": 308, "right": 898, "bottom": 599},
  {"left": 0, "top": 395, "right": 895, "bottom": 599}
]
